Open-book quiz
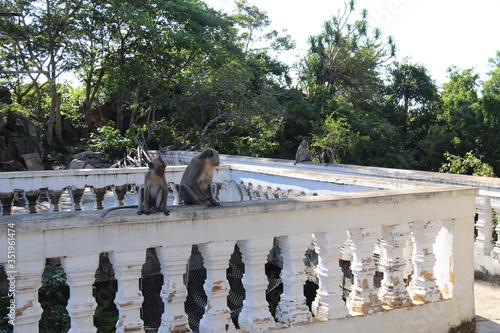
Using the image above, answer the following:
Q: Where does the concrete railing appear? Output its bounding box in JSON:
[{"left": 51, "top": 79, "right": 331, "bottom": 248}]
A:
[
  {"left": 164, "top": 151, "right": 500, "bottom": 283},
  {"left": 0, "top": 154, "right": 478, "bottom": 332}
]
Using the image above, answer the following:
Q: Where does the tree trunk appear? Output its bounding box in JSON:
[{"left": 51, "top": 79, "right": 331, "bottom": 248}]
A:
[
  {"left": 46, "top": 80, "right": 57, "bottom": 146},
  {"left": 117, "top": 92, "right": 124, "bottom": 133},
  {"left": 55, "top": 93, "right": 62, "bottom": 143}
]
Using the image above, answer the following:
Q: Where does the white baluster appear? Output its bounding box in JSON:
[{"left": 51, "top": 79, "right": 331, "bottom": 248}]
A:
[
  {"left": 68, "top": 186, "right": 85, "bottom": 211},
  {"left": 490, "top": 199, "right": 500, "bottom": 257},
  {"left": 248, "top": 183, "right": 258, "bottom": 200},
  {"left": 266, "top": 187, "right": 274, "bottom": 199},
  {"left": 493, "top": 223, "right": 500, "bottom": 258},
  {"left": 224, "top": 180, "right": 243, "bottom": 201},
  {"left": 347, "top": 227, "right": 383, "bottom": 316},
  {"left": 275, "top": 234, "right": 313, "bottom": 327},
  {"left": 403, "top": 236, "right": 413, "bottom": 280},
  {"left": 156, "top": 245, "right": 192, "bottom": 333},
  {"left": 218, "top": 181, "right": 229, "bottom": 202},
  {"left": 61, "top": 255, "right": 100, "bottom": 333},
  {"left": 409, "top": 220, "right": 442, "bottom": 303},
  {"left": 475, "top": 196, "right": 494, "bottom": 255},
  {"left": 378, "top": 224, "right": 411, "bottom": 309},
  {"left": 256, "top": 185, "right": 265, "bottom": 200},
  {"left": 312, "top": 231, "right": 349, "bottom": 320},
  {"left": 237, "top": 238, "right": 276, "bottom": 332},
  {"left": 13, "top": 260, "right": 45, "bottom": 332},
  {"left": 198, "top": 241, "right": 236, "bottom": 333},
  {"left": 109, "top": 250, "right": 146, "bottom": 333},
  {"left": 340, "top": 237, "right": 353, "bottom": 261},
  {"left": 112, "top": 185, "right": 129, "bottom": 206},
  {"left": 239, "top": 182, "right": 251, "bottom": 201}
]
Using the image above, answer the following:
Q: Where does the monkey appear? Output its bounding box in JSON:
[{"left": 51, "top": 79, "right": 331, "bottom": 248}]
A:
[
  {"left": 311, "top": 145, "right": 335, "bottom": 165},
  {"left": 101, "top": 156, "right": 170, "bottom": 217},
  {"left": 179, "top": 147, "right": 221, "bottom": 206},
  {"left": 294, "top": 140, "right": 313, "bottom": 165}
]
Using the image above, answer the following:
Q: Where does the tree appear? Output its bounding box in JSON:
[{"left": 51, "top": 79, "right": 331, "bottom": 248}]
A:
[
  {"left": 11, "top": 0, "right": 79, "bottom": 145},
  {"left": 440, "top": 66, "right": 482, "bottom": 155},
  {"left": 387, "top": 61, "right": 438, "bottom": 115},
  {"left": 299, "top": 0, "right": 395, "bottom": 105},
  {"left": 70, "top": 0, "right": 110, "bottom": 129},
  {"left": 166, "top": 60, "right": 285, "bottom": 151},
  {"left": 479, "top": 51, "right": 500, "bottom": 172},
  {"left": 233, "top": 0, "right": 295, "bottom": 55}
]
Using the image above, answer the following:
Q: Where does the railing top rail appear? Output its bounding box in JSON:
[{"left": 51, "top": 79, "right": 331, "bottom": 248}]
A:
[
  {"left": 161, "top": 150, "right": 500, "bottom": 191},
  {"left": 0, "top": 161, "right": 433, "bottom": 194},
  {"left": 0, "top": 184, "right": 477, "bottom": 234}
]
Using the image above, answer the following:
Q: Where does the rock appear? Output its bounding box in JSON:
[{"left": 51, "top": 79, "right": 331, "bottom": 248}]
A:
[
  {"left": 68, "top": 159, "right": 87, "bottom": 169},
  {"left": 22, "top": 152, "right": 44, "bottom": 171},
  {"left": 72, "top": 151, "right": 105, "bottom": 168},
  {"left": 0, "top": 110, "right": 43, "bottom": 172},
  {"left": 1, "top": 159, "right": 27, "bottom": 171}
]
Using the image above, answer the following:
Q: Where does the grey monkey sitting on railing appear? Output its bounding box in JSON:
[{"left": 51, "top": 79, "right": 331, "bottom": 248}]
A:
[
  {"left": 311, "top": 145, "right": 334, "bottom": 165},
  {"left": 101, "top": 156, "right": 170, "bottom": 217},
  {"left": 294, "top": 140, "right": 313, "bottom": 165},
  {"left": 179, "top": 147, "right": 221, "bottom": 206}
]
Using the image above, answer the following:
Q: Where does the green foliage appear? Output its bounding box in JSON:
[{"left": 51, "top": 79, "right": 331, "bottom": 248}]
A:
[
  {"left": 440, "top": 67, "right": 482, "bottom": 153},
  {"left": 39, "top": 265, "right": 70, "bottom": 332},
  {"left": 439, "top": 151, "right": 496, "bottom": 177},
  {"left": 2, "top": 103, "right": 32, "bottom": 120},
  {"left": 224, "top": 116, "right": 283, "bottom": 157},
  {"left": 313, "top": 114, "right": 370, "bottom": 164},
  {"left": 2, "top": 0, "right": 500, "bottom": 177},
  {"left": 58, "top": 84, "right": 86, "bottom": 123},
  {"left": 94, "top": 306, "right": 118, "bottom": 333},
  {"left": 387, "top": 61, "right": 439, "bottom": 114},
  {"left": 147, "top": 121, "right": 180, "bottom": 149},
  {"left": 0, "top": 265, "right": 10, "bottom": 330},
  {"left": 88, "top": 123, "right": 132, "bottom": 161}
]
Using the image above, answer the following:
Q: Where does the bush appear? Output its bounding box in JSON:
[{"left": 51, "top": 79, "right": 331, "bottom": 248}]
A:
[
  {"left": 88, "top": 123, "right": 132, "bottom": 161},
  {"left": 439, "top": 151, "right": 496, "bottom": 177}
]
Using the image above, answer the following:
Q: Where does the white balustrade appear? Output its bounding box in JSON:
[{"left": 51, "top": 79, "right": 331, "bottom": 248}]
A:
[
  {"left": 0, "top": 153, "right": 479, "bottom": 332},
  {"left": 165, "top": 150, "right": 500, "bottom": 282}
]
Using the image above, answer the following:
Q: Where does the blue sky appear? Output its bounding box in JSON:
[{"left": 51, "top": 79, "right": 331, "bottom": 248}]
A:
[{"left": 205, "top": 0, "right": 500, "bottom": 87}]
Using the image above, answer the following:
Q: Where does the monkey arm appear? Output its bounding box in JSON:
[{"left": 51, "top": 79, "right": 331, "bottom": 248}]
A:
[{"left": 204, "top": 183, "right": 220, "bottom": 206}]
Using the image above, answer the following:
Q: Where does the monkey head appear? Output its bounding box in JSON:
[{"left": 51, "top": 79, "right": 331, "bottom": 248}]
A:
[
  {"left": 149, "top": 156, "right": 166, "bottom": 176},
  {"left": 311, "top": 145, "right": 323, "bottom": 155},
  {"left": 200, "top": 147, "right": 220, "bottom": 167}
]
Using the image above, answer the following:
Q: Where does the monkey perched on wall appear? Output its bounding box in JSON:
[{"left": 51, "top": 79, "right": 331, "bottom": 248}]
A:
[
  {"left": 179, "top": 147, "right": 221, "bottom": 206},
  {"left": 311, "top": 145, "right": 335, "bottom": 165},
  {"left": 101, "top": 156, "right": 170, "bottom": 217},
  {"left": 294, "top": 140, "right": 313, "bottom": 165}
]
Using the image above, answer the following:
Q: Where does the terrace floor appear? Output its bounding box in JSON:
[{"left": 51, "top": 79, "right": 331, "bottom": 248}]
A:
[{"left": 475, "top": 280, "right": 500, "bottom": 332}]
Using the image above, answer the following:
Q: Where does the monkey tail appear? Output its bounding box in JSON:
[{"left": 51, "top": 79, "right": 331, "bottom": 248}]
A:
[{"left": 100, "top": 205, "right": 139, "bottom": 217}]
